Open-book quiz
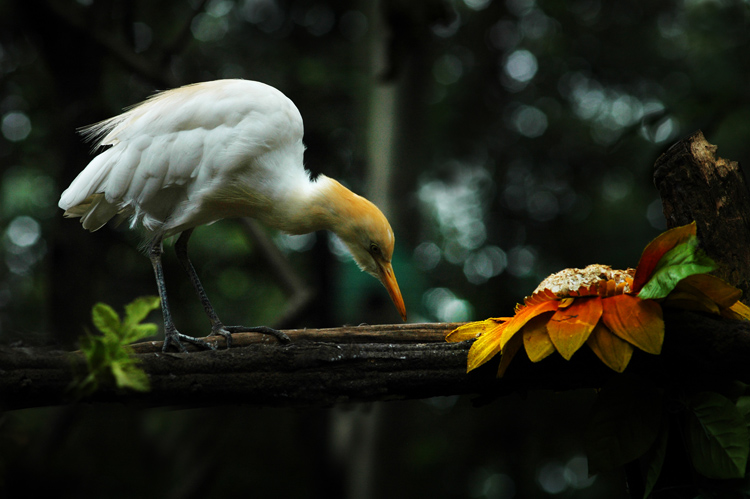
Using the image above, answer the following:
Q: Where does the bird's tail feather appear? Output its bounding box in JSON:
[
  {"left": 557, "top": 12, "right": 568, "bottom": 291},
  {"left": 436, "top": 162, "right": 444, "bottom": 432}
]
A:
[{"left": 62, "top": 193, "right": 123, "bottom": 232}]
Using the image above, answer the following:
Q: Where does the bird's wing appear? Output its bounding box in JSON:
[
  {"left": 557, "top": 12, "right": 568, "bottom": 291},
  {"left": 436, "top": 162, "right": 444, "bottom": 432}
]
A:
[{"left": 59, "top": 80, "right": 304, "bottom": 231}]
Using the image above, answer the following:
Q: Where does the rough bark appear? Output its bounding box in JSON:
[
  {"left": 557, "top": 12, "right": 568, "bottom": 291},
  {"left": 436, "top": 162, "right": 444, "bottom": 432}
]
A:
[
  {"left": 2, "top": 312, "right": 749, "bottom": 411},
  {"left": 653, "top": 130, "right": 750, "bottom": 299}
]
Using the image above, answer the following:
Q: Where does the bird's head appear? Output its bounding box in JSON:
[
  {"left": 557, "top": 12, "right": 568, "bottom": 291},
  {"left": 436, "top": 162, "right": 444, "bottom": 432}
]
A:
[{"left": 324, "top": 182, "right": 407, "bottom": 321}]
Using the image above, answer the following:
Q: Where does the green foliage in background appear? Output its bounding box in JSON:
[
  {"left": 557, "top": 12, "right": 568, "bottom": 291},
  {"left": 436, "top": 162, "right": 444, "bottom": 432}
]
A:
[{"left": 70, "top": 296, "right": 160, "bottom": 395}]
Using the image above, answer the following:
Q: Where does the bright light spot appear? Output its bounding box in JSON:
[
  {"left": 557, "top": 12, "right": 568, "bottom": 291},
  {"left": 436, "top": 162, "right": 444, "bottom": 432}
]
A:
[
  {"left": 537, "top": 462, "right": 568, "bottom": 494},
  {"left": 611, "top": 95, "right": 643, "bottom": 126},
  {"left": 463, "top": 0, "right": 492, "bottom": 11},
  {"left": 469, "top": 468, "right": 516, "bottom": 499},
  {"left": 207, "top": 0, "right": 234, "bottom": 17},
  {"left": 328, "top": 233, "right": 351, "bottom": 261},
  {"left": 507, "top": 246, "right": 536, "bottom": 277},
  {"left": 423, "top": 287, "right": 473, "bottom": 322},
  {"left": 1, "top": 112, "right": 31, "bottom": 142},
  {"left": 504, "top": 49, "right": 538, "bottom": 83},
  {"left": 191, "top": 13, "right": 229, "bottom": 41},
  {"left": 340, "top": 10, "right": 368, "bottom": 41},
  {"left": 433, "top": 53, "right": 464, "bottom": 85},
  {"left": 536, "top": 456, "right": 596, "bottom": 494},
  {"left": 653, "top": 117, "right": 676, "bottom": 143},
  {"left": 463, "top": 246, "right": 507, "bottom": 284},
  {"left": 418, "top": 166, "right": 492, "bottom": 256},
  {"left": 512, "top": 105, "right": 548, "bottom": 138},
  {"left": 565, "top": 455, "right": 596, "bottom": 489},
  {"left": 6, "top": 216, "right": 40, "bottom": 247},
  {"left": 414, "top": 241, "right": 442, "bottom": 271},
  {"left": 276, "top": 232, "right": 316, "bottom": 252},
  {"left": 4, "top": 216, "right": 45, "bottom": 276}
]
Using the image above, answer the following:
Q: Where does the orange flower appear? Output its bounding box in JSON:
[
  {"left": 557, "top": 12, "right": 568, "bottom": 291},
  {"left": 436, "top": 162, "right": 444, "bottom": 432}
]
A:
[{"left": 447, "top": 223, "right": 750, "bottom": 376}]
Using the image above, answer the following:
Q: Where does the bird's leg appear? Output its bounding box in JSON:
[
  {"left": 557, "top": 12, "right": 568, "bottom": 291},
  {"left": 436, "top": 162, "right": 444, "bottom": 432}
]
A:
[
  {"left": 174, "top": 229, "right": 291, "bottom": 348},
  {"left": 148, "top": 236, "right": 216, "bottom": 353}
]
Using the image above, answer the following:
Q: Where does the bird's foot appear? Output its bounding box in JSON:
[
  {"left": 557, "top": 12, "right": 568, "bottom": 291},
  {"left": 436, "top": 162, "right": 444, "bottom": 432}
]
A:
[
  {"left": 162, "top": 329, "right": 217, "bottom": 353},
  {"left": 220, "top": 325, "right": 292, "bottom": 347}
]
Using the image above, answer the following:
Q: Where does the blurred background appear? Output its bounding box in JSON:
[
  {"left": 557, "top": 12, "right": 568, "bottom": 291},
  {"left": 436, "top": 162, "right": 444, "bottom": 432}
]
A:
[{"left": 1, "top": 0, "right": 749, "bottom": 497}]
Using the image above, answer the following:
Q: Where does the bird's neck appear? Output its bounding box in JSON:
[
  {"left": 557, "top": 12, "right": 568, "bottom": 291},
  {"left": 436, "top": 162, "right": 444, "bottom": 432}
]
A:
[{"left": 283, "top": 175, "right": 362, "bottom": 236}]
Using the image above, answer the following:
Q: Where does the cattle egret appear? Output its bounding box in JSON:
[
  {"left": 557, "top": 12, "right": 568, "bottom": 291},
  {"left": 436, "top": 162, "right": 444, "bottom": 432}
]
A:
[{"left": 59, "top": 79, "right": 407, "bottom": 352}]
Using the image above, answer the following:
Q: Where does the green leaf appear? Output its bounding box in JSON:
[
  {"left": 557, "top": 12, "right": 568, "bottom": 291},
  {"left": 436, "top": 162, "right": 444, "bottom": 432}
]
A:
[
  {"left": 123, "top": 295, "right": 160, "bottom": 329},
  {"left": 92, "top": 302, "right": 121, "bottom": 338},
  {"left": 71, "top": 297, "right": 157, "bottom": 396},
  {"left": 585, "top": 383, "right": 664, "bottom": 474},
  {"left": 111, "top": 360, "right": 151, "bottom": 392},
  {"left": 684, "top": 391, "right": 749, "bottom": 479},
  {"left": 121, "top": 321, "right": 159, "bottom": 345},
  {"left": 642, "top": 420, "right": 669, "bottom": 499},
  {"left": 638, "top": 238, "right": 716, "bottom": 301}
]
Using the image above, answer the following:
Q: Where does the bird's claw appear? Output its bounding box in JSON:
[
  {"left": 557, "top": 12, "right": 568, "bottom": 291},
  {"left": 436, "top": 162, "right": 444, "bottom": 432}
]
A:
[
  {"left": 209, "top": 325, "right": 235, "bottom": 349},
  {"left": 162, "top": 330, "right": 218, "bottom": 353}
]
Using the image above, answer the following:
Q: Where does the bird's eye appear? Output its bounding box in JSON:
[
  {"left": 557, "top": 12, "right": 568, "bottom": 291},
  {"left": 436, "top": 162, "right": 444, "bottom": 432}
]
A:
[{"left": 369, "top": 243, "right": 380, "bottom": 255}]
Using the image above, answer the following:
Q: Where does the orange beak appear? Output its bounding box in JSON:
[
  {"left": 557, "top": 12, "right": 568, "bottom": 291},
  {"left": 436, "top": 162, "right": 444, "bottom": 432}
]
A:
[{"left": 377, "top": 261, "right": 407, "bottom": 321}]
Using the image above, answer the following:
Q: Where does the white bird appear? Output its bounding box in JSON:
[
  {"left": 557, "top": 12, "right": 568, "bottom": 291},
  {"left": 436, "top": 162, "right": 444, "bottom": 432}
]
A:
[{"left": 59, "top": 79, "right": 407, "bottom": 352}]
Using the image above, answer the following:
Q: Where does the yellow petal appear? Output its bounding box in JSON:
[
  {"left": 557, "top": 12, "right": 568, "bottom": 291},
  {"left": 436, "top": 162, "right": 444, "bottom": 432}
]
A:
[
  {"left": 724, "top": 301, "right": 750, "bottom": 321},
  {"left": 446, "top": 318, "right": 508, "bottom": 342},
  {"left": 586, "top": 322, "right": 634, "bottom": 373},
  {"left": 547, "top": 297, "right": 603, "bottom": 360},
  {"left": 500, "top": 299, "right": 561, "bottom": 350},
  {"left": 522, "top": 313, "right": 556, "bottom": 362},
  {"left": 466, "top": 322, "right": 508, "bottom": 372},
  {"left": 559, "top": 297, "right": 575, "bottom": 308},
  {"left": 601, "top": 294, "right": 664, "bottom": 355},
  {"left": 497, "top": 331, "right": 523, "bottom": 377}
]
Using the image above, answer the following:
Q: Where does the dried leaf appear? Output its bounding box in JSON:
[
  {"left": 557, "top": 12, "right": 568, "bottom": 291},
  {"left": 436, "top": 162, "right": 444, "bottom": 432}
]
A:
[
  {"left": 601, "top": 294, "right": 664, "bottom": 355},
  {"left": 547, "top": 297, "right": 603, "bottom": 360},
  {"left": 522, "top": 313, "right": 556, "bottom": 363},
  {"left": 466, "top": 322, "right": 508, "bottom": 372},
  {"left": 586, "top": 322, "right": 634, "bottom": 373},
  {"left": 446, "top": 318, "right": 507, "bottom": 343},
  {"left": 673, "top": 274, "right": 742, "bottom": 310},
  {"left": 725, "top": 301, "right": 750, "bottom": 321},
  {"left": 500, "top": 300, "right": 561, "bottom": 350}
]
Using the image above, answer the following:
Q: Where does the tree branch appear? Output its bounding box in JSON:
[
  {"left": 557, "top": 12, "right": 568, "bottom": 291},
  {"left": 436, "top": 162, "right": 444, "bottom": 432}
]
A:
[
  {"left": 2, "top": 312, "right": 750, "bottom": 411},
  {"left": 4, "top": 131, "right": 750, "bottom": 410}
]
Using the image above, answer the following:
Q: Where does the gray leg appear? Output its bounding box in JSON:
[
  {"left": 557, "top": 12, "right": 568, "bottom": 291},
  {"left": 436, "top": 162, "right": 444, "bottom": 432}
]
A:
[
  {"left": 148, "top": 235, "right": 215, "bottom": 353},
  {"left": 174, "top": 229, "right": 291, "bottom": 348}
]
